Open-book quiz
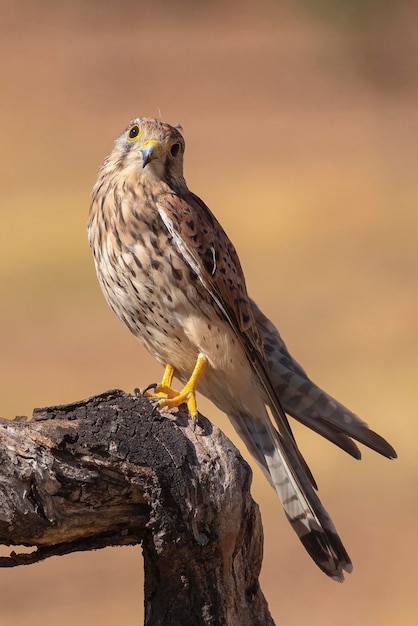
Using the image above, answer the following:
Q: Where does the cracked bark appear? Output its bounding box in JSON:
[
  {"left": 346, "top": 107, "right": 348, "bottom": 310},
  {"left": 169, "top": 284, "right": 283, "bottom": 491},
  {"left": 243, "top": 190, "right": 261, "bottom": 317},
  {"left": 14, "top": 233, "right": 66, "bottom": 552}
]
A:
[{"left": 0, "top": 389, "right": 275, "bottom": 626}]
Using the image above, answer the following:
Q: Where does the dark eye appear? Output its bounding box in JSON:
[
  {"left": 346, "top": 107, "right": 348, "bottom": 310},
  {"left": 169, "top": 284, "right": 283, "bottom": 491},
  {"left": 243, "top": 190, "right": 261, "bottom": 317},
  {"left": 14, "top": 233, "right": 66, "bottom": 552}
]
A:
[
  {"left": 128, "top": 125, "right": 141, "bottom": 141},
  {"left": 170, "top": 142, "right": 181, "bottom": 157}
]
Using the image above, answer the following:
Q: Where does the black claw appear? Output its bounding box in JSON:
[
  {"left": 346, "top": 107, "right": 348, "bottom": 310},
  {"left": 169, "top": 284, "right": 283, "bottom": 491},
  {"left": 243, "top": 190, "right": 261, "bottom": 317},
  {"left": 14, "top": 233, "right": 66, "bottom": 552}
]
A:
[{"left": 142, "top": 382, "right": 158, "bottom": 395}]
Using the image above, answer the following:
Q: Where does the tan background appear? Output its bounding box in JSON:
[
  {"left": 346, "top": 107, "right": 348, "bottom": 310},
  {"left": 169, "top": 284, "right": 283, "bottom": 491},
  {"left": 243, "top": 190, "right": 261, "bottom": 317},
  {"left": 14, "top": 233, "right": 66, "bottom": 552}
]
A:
[{"left": 0, "top": 1, "right": 417, "bottom": 624}]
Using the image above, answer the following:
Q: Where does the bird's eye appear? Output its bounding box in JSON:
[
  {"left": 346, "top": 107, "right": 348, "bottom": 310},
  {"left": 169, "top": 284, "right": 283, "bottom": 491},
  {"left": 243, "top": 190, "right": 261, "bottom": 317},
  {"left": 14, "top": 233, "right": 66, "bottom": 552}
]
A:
[
  {"left": 128, "top": 125, "right": 141, "bottom": 141},
  {"left": 169, "top": 142, "right": 181, "bottom": 158}
]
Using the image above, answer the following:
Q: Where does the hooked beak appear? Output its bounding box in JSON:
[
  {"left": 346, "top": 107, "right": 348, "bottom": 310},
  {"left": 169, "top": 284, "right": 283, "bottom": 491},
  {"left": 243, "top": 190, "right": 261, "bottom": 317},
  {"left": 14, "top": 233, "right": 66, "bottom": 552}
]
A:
[{"left": 140, "top": 140, "right": 160, "bottom": 168}]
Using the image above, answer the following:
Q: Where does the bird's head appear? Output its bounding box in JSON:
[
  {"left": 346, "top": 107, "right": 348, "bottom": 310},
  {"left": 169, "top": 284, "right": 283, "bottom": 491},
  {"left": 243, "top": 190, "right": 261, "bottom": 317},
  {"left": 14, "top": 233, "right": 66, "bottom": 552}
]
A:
[{"left": 112, "top": 116, "right": 186, "bottom": 185}]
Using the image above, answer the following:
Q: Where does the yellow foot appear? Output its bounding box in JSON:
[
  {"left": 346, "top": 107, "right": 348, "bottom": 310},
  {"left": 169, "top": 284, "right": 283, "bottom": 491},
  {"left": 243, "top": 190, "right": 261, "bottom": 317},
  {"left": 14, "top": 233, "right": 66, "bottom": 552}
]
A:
[
  {"left": 143, "top": 364, "right": 178, "bottom": 398},
  {"left": 144, "top": 355, "right": 207, "bottom": 420}
]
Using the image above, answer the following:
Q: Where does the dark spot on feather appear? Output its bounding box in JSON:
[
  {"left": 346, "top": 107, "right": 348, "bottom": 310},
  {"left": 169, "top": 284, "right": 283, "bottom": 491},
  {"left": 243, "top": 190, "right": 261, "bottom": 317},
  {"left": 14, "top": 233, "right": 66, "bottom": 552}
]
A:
[
  {"left": 113, "top": 228, "right": 122, "bottom": 250},
  {"left": 127, "top": 183, "right": 138, "bottom": 201},
  {"left": 150, "top": 237, "right": 163, "bottom": 256},
  {"left": 132, "top": 254, "right": 142, "bottom": 270},
  {"left": 129, "top": 228, "right": 140, "bottom": 240},
  {"left": 171, "top": 265, "right": 183, "bottom": 281},
  {"left": 150, "top": 221, "right": 160, "bottom": 236},
  {"left": 299, "top": 382, "right": 312, "bottom": 394},
  {"left": 316, "top": 394, "right": 328, "bottom": 409},
  {"left": 96, "top": 227, "right": 102, "bottom": 248},
  {"left": 287, "top": 394, "right": 304, "bottom": 409},
  {"left": 203, "top": 258, "right": 214, "bottom": 274}
]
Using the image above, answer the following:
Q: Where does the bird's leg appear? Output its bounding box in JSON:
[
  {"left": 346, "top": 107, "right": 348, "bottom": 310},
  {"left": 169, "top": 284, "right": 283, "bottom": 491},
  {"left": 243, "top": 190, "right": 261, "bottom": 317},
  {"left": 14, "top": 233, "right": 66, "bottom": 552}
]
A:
[
  {"left": 158, "top": 354, "right": 207, "bottom": 420},
  {"left": 160, "top": 363, "right": 174, "bottom": 388},
  {"left": 155, "top": 363, "right": 177, "bottom": 396}
]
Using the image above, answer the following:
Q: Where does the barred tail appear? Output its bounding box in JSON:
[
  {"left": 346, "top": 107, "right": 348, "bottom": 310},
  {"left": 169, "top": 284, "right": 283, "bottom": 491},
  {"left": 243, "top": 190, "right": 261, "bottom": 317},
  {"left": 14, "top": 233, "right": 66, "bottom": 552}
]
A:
[
  {"left": 251, "top": 299, "right": 397, "bottom": 460},
  {"left": 228, "top": 411, "right": 352, "bottom": 581}
]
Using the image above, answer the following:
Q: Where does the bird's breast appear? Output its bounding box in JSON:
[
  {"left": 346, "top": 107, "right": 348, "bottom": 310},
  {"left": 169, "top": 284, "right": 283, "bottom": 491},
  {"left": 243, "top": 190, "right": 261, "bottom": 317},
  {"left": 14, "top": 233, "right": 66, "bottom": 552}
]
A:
[{"left": 88, "top": 185, "right": 258, "bottom": 412}]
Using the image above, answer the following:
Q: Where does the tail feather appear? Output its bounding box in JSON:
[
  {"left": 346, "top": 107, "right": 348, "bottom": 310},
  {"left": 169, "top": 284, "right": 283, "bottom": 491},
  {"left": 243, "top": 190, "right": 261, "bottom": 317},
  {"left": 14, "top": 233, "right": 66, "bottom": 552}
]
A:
[
  {"left": 251, "top": 299, "right": 397, "bottom": 460},
  {"left": 229, "top": 411, "right": 352, "bottom": 581},
  {"left": 220, "top": 301, "right": 396, "bottom": 580},
  {"left": 276, "top": 426, "right": 352, "bottom": 580}
]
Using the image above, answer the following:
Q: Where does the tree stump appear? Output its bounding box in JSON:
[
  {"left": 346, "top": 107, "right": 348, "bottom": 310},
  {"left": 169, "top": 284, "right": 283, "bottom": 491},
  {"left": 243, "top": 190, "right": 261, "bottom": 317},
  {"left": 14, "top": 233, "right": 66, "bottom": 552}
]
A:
[{"left": 0, "top": 389, "right": 275, "bottom": 626}]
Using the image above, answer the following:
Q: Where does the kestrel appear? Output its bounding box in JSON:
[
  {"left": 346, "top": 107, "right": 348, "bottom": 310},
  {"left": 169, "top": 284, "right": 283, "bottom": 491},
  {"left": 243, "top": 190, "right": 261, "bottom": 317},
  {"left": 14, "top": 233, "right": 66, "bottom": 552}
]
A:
[{"left": 88, "top": 117, "right": 396, "bottom": 581}]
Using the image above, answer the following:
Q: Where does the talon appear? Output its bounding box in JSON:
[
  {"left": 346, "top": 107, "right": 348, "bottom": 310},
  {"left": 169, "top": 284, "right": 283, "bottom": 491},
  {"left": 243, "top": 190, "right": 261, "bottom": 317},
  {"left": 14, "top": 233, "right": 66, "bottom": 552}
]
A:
[
  {"left": 157, "top": 354, "right": 207, "bottom": 420},
  {"left": 141, "top": 365, "right": 179, "bottom": 399},
  {"left": 142, "top": 382, "right": 158, "bottom": 395},
  {"left": 140, "top": 356, "right": 207, "bottom": 419}
]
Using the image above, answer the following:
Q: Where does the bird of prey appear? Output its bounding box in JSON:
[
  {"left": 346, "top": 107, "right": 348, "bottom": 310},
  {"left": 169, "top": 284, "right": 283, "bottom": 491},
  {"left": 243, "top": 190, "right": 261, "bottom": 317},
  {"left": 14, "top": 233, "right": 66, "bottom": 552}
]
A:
[{"left": 88, "top": 116, "right": 396, "bottom": 581}]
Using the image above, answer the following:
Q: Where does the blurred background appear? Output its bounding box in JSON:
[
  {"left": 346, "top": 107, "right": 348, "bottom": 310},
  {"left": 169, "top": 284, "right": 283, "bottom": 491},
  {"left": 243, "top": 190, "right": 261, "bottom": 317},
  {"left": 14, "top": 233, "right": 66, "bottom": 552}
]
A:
[{"left": 0, "top": 1, "right": 417, "bottom": 624}]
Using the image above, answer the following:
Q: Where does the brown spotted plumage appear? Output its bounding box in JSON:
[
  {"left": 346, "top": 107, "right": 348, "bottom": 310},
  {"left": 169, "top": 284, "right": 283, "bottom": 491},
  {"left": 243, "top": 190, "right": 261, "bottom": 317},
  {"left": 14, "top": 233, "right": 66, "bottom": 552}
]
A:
[{"left": 88, "top": 116, "right": 396, "bottom": 581}]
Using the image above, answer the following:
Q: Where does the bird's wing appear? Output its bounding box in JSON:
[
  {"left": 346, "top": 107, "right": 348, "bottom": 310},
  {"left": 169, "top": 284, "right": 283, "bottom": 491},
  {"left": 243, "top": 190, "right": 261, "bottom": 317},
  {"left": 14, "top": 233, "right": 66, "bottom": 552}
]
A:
[
  {"left": 157, "top": 189, "right": 260, "bottom": 344},
  {"left": 251, "top": 299, "right": 397, "bottom": 459},
  {"left": 156, "top": 189, "right": 318, "bottom": 482}
]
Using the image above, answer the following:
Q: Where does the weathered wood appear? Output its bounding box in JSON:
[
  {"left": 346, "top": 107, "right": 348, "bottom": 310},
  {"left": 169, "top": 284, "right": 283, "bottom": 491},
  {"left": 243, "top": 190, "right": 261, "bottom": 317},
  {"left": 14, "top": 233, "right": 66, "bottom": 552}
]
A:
[{"left": 0, "top": 390, "right": 275, "bottom": 626}]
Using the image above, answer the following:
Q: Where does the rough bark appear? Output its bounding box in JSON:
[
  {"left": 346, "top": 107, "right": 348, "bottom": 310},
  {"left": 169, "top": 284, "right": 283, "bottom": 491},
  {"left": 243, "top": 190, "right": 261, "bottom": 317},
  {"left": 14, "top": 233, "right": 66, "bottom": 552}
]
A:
[{"left": 0, "top": 389, "right": 275, "bottom": 626}]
